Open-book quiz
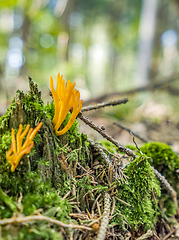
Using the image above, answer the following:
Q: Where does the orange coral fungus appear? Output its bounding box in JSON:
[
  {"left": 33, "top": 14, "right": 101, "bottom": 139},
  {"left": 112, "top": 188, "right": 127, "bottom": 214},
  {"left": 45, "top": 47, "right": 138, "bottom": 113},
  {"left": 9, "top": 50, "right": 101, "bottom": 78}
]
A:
[
  {"left": 6, "top": 122, "right": 42, "bottom": 172},
  {"left": 50, "top": 73, "right": 83, "bottom": 135}
]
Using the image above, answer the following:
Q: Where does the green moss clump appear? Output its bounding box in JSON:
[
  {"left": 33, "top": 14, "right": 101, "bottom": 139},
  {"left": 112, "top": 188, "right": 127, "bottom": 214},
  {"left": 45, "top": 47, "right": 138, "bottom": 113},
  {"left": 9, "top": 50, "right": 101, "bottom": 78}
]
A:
[
  {"left": 126, "top": 142, "right": 179, "bottom": 217},
  {"left": 100, "top": 140, "right": 118, "bottom": 154},
  {"left": 139, "top": 142, "right": 179, "bottom": 216},
  {"left": 140, "top": 142, "right": 179, "bottom": 183},
  {"left": 22, "top": 191, "right": 71, "bottom": 220},
  {"left": 112, "top": 154, "right": 161, "bottom": 231}
]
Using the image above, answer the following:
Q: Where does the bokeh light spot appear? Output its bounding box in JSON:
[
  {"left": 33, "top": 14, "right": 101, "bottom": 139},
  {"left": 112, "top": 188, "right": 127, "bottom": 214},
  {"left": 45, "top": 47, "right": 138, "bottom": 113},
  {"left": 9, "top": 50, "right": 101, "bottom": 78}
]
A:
[
  {"left": 9, "top": 36, "right": 23, "bottom": 50},
  {"left": 71, "top": 43, "right": 86, "bottom": 58},
  {"left": 7, "top": 49, "right": 24, "bottom": 68},
  {"left": 13, "top": 14, "right": 23, "bottom": 29},
  {"left": 40, "top": 33, "right": 54, "bottom": 48},
  {"left": 161, "top": 30, "right": 177, "bottom": 46}
]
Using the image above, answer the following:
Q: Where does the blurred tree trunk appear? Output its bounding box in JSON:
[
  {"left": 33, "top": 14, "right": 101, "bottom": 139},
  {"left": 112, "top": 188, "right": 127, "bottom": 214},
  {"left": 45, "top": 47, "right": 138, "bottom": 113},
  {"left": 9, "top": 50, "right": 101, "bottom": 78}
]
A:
[{"left": 135, "top": 0, "right": 158, "bottom": 86}]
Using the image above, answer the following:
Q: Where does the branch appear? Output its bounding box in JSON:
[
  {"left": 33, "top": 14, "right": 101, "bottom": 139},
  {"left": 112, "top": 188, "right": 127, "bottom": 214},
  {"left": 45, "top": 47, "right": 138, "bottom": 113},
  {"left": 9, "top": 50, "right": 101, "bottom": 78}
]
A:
[
  {"left": 81, "top": 98, "right": 128, "bottom": 112},
  {"left": 79, "top": 113, "right": 136, "bottom": 158},
  {"left": 152, "top": 167, "right": 178, "bottom": 210},
  {"left": 113, "top": 122, "right": 148, "bottom": 143},
  {"left": 0, "top": 214, "right": 93, "bottom": 231}
]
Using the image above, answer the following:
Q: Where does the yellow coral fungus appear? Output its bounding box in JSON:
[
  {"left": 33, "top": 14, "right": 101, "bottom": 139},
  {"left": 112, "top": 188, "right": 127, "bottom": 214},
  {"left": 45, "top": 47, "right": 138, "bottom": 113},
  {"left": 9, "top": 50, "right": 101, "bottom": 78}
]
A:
[
  {"left": 50, "top": 73, "right": 83, "bottom": 135},
  {"left": 6, "top": 122, "right": 43, "bottom": 172}
]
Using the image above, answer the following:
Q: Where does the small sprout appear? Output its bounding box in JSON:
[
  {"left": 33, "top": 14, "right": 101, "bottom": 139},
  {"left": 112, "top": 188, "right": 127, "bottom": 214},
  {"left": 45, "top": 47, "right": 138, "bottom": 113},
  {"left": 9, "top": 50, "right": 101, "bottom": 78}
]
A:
[
  {"left": 50, "top": 73, "right": 83, "bottom": 135},
  {"left": 6, "top": 122, "right": 43, "bottom": 172}
]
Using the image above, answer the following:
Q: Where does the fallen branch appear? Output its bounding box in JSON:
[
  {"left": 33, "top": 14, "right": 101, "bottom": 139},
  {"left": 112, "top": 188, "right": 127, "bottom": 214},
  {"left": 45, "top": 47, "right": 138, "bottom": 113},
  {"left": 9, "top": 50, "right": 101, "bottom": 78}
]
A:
[{"left": 0, "top": 214, "right": 93, "bottom": 231}]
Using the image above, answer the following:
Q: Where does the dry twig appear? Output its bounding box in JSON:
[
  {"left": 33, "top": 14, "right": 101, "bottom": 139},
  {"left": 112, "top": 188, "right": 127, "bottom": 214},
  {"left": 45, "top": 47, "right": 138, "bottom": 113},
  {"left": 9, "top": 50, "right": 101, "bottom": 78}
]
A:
[
  {"left": 136, "top": 230, "right": 153, "bottom": 240},
  {"left": 162, "top": 228, "right": 175, "bottom": 240},
  {"left": 79, "top": 114, "right": 136, "bottom": 158},
  {"left": 113, "top": 122, "right": 148, "bottom": 143},
  {"left": 0, "top": 214, "right": 93, "bottom": 231},
  {"left": 152, "top": 167, "right": 178, "bottom": 210},
  {"left": 81, "top": 98, "right": 128, "bottom": 112}
]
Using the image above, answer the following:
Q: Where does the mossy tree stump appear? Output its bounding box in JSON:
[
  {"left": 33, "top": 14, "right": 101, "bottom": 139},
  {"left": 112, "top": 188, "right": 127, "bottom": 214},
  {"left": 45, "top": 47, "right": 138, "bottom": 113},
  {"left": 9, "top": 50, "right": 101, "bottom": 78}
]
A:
[{"left": 0, "top": 78, "right": 178, "bottom": 240}]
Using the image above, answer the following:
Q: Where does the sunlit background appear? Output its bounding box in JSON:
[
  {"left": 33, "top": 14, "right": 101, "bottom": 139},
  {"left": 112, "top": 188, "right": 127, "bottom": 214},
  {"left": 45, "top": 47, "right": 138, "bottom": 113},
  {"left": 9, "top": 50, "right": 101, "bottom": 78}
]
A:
[{"left": 1, "top": 0, "right": 179, "bottom": 148}]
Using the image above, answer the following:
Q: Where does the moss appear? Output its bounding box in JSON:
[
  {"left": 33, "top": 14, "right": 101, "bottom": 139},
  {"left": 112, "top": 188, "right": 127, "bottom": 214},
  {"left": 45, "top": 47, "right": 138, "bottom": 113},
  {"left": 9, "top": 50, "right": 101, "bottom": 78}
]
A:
[
  {"left": 127, "top": 142, "right": 179, "bottom": 217},
  {"left": 139, "top": 142, "right": 179, "bottom": 217},
  {"left": 112, "top": 155, "right": 161, "bottom": 231},
  {"left": 14, "top": 228, "right": 64, "bottom": 240},
  {"left": 140, "top": 142, "right": 179, "bottom": 178},
  {"left": 0, "top": 78, "right": 174, "bottom": 238},
  {"left": 0, "top": 79, "right": 86, "bottom": 239},
  {"left": 22, "top": 191, "right": 72, "bottom": 220},
  {"left": 100, "top": 140, "right": 117, "bottom": 154}
]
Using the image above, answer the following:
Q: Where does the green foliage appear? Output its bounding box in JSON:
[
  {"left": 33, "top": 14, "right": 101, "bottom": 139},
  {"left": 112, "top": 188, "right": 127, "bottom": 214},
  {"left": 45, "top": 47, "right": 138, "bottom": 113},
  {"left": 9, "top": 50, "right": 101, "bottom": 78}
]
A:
[
  {"left": 0, "top": 0, "right": 18, "bottom": 8},
  {"left": 112, "top": 155, "right": 161, "bottom": 230}
]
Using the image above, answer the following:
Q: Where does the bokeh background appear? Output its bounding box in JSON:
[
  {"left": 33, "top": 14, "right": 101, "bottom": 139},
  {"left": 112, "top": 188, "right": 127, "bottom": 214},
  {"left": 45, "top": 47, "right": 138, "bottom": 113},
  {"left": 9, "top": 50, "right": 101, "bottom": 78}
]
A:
[{"left": 1, "top": 0, "right": 179, "bottom": 148}]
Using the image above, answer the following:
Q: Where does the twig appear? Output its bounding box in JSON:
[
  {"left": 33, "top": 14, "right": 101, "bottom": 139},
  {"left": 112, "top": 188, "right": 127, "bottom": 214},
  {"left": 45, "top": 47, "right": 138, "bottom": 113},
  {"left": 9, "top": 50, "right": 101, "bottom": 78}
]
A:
[
  {"left": 152, "top": 231, "right": 160, "bottom": 240},
  {"left": 113, "top": 122, "right": 148, "bottom": 143},
  {"left": 69, "top": 227, "right": 73, "bottom": 240},
  {"left": 97, "top": 201, "right": 102, "bottom": 217},
  {"left": 96, "top": 193, "right": 111, "bottom": 240},
  {"left": 77, "top": 162, "right": 95, "bottom": 179},
  {"left": 62, "top": 191, "right": 71, "bottom": 200},
  {"left": 81, "top": 98, "right": 128, "bottom": 112},
  {"left": 0, "top": 214, "right": 93, "bottom": 231},
  {"left": 111, "top": 197, "right": 115, "bottom": 216},
  {"left": 115, "top": 196, "right": 131, "bottom": 207},
  {"left": 91, "top": 193, "right": 102, "bottom": 214},
  {"left": 132, "top": 137, "right": 143, "bottom": 155},
  {"left": 79, "top": 114, "right": 136, "bottom": 158},
  {"left": 136, "top": 230, "right": 153, "bottom": 240},
  {"left": 152, "top": 167, "right": 178, "bottom": 210},
  {"left": 162, "top": 228, "right": 175, "bottom": 240}
]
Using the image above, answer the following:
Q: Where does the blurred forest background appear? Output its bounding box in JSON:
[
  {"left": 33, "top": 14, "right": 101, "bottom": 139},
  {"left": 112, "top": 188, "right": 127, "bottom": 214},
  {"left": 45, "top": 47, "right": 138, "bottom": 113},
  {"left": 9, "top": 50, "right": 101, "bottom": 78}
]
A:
[{"left": 1, "top": 0, "right": 179, "bottom": 148}]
